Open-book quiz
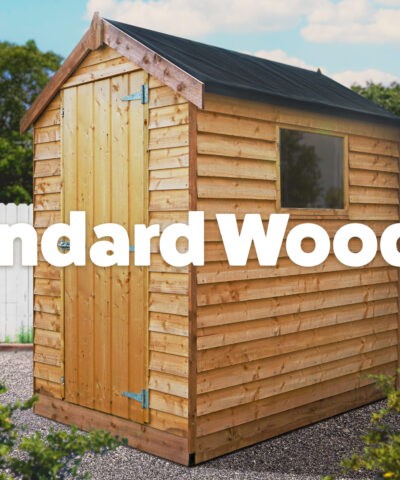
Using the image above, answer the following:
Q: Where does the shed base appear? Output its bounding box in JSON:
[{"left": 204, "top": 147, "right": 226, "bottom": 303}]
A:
[{"left": 34, "top": 394, "right": 190, "bottom": 465}]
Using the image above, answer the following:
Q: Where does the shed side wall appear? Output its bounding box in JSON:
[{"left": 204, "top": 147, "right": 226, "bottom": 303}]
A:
[
  {"left": 195, "top": 93, "right": 400, "bottom": 462},
  {"left": 33, "top": 46, "right": 190, "bottom": 439},
  {"left": 33, "top": 93, "right": 63, "bottom": 398}
]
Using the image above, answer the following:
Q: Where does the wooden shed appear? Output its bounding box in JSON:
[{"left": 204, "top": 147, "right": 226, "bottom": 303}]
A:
[{"left": 21, "top": 14, "right": 400, "bottom": 465}]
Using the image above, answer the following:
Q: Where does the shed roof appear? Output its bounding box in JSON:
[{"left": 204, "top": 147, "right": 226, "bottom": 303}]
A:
[
  {"left": 21, "top": 14, "right": 400, "bottom": 132},
  {"left": 108, "top": 19, "right": 400, "bottom": 126}
]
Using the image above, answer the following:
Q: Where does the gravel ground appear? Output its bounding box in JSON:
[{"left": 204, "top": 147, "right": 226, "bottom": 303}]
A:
[{"left": 0, "top": 350, "right": 391, "bottom": 480}]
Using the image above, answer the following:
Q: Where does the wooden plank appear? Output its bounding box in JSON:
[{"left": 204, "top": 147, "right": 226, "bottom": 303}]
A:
[
  {"left": 349, "top": 186, "right": 399, "bottom": 205},
  {"left": 34, "top": 278, "right": 60, "bottom": 297},
  {"left": 349, "top": 135, "right": 399, "bottom": 157},
  {"left": 63, "top": 85, "right": 78, "bottom": 404},
  {"left": 33, "top": 295, "right": 61, "bottom": 315},
  {"left": 150, "top": 390, "right": 188, "bottom": 417},
  {"left": 34, "top": 345, "right": 62, "bottom": 367},
  {"left": 149, "top": 86, "right": 187, "bottom": 109},
  {"left": 62, "top": 59, "right": 140, "bottom": 88},
  {"left": 149, "top": 124, "right": 189, "bottom": 150},
  {"left": 35, "top": 394, "right": 189, "bottom": 465},
  {"left": 33, "top": 108, "right": 61, "bottom": 129},
  {"left": 203, "top": 93, "right": 400, "bottom": 141},
  {"left": 349, "top": 204, "right": 399, "bottom": 221},
  {"left": 33, "top": 159, "right": 61, "bottom": 179},
  {"left": 34, "top": 125, "right": 61, "bottom": 144},
  {"left": 149, "top": 272, "right": 188, "bottom": 295},
  {"left": 197, "top": 315, "right": 397, "bottom": 372},
  {"left": 149, "top": 167, "right": 189, "bottom": 191},
  {"left": 150, "top": 410, "right": 188, "bottom": 437},
  {"left": 34, "top": 312, "right": 61, "bottom": 332},
  {"left": 197, "top": 198, "right": 276, "bottom": 219},
  {"left": 78, "top": 46, "right": 122, "bottom": 69},
  {"left": 196, "top": 370, "right": 385, "bottom": 437},
  {"left": 75, "top": 82, "right": 95, "bottom": 409},
  {"left": 197, "top": 331, "right": 397, "bottom": 394},
  {"left": 34, "top": 176, "right": 62, "bottom": 195},
  {"left": 197, "top": 132, "right": 276, "bottom": 160},
  {"left": 149, "top": 190, "right": 189, "bottom": 211},
  {"left": 35, "top": 379, "right": 63, "bottom": 398},
  {"left": 198, "top": 347, "right": 396, "bottom": 415},
  {"left": 197, "top": 110, "right": 276, "bottom": 141},
  {"left": 149, "top": 104, "right": 189, "bottom": 129},
  {"left": 195, "top": 363, "right": 396, "bottom": 463},
  {"left": 149, "top": 146, "right": 189, "bottom": 170},
  {"left": 149, "top": 371, "right": 188, "bottom": 398},
  {"left": 34, "top": 193, "right": 61, "bottom": 211},
  {"left": 197, "top": 253, "right": 388, "bottom": 285},
  {"left": 104, "top": 20, "right": 204, "bottom": 109},
  {"left": 197, "top": 267, "right": 397, "bottom": 306},
  {"left": 150, "top": 332, "right": 189, "bottom": 356},
  {"left": 150, "top": 351, "right": 189, "bottom": 377},
  {"left": 127, "top": 69, "right": 148, "bottom": 423},
  {"left": 34, "top": 328, "right": 61, "bottom": 349},
  {"left": 149, "top": 312, "right": 189, "bottom": 336},
  {"left": 349, "top": 169, "right": 398, "bottom": 188},
  {"left": 349, "top": 152, "right": 399, "bottom": 173},
  {"left": 197, "top": 283, "right": 398, "bottom": 328},
  {"left": 149, "top": 293, "right": 188, "bottom": 316},
  {"left": 93, "top": 77, "right": 111, "bottom": 414},
  {"left": 110, "top": 73, "right": 129, "bottom": 419},
  {"left": 197, "top": 177, "right": 276, "bottom": 200},
  {"left": 197, "top": 155, "right": 277, "bottom": 181},
  {"left": 34, "top": 262, "right": 60, "bottom": 280},
  {"left": 188, "top": 102, "right": 198, "bottom": 456},
  {"left": 197, "top": 299, "right": 398, "bottom": 350},
  {"left": 34, "top": 362, "right": 62, "bottom": 383}
]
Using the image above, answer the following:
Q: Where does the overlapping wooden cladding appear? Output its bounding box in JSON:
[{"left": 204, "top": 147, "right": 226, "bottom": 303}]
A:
[
  {"left": 194, "top": 92, "right": 400, "bottom": 461},
  {"left": 33, "top": 92, "right": 63, "bottom": 400}
]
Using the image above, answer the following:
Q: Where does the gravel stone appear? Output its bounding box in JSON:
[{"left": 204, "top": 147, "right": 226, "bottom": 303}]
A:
[{"left": 0, "top": 350, "right": 392, "bottom": 479}]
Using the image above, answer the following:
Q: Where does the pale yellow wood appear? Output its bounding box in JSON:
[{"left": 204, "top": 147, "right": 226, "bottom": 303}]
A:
[
  {"left": 197, "top": 110, "right": 276, "bottom": 141},
  {"left": 149, "top": 103, "right": 189, "bottom": 129},
  {"left": 93, "top": 77, "right": 112, "bottom": 414},
  {"left": 197, "top": 132, "right": 276, "bottom": 160}
]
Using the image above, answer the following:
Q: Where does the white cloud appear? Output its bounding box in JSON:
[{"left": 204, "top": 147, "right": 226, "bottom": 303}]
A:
[
  {"left": 331, "top": 68, "right": 400, "bottom": 86},
  {"left": 254, "top": 49, "right": 400, "bottom": 87},
  {"left": 254, "top": 49, "right": 317, "bottom": 71},
  {"left": 302, "top": 0, "right": 400, "bottom": 43},
  {"left": 86, "top": 0, "right": 317, "bottom": 37}
]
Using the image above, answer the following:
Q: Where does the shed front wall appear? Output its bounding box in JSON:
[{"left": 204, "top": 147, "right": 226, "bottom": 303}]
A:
[
  {"left": 32, "top": 46, "right": 191, "bottom": 454},
  {"left": 194, "top": 93, "right": 400, "bottom": 462}
]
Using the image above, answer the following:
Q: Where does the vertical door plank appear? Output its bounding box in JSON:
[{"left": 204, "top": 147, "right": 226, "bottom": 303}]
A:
[
  {"left": 93, "top": 78, "right": 112, "bottom": 413},
  {"left": 63, "top": 87, "right": 78, "bottom": 403},
  {"left": 110, "top": 74, "right": 130, "bottom": 418},
  {"left": 76, "top": 82, "right": 95, "bottom": 408},
  {"left": 128, "top": 70, "right": 149, "bottom": 423}
]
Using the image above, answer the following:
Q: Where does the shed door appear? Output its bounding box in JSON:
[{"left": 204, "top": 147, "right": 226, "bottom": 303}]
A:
[{"left": 62, "top": 70, "right": 149, "bottom": 424}]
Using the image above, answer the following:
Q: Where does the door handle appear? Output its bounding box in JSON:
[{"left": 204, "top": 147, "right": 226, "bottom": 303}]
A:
[{"left": 57, "top": 240, "right": 70, "bottom": 253}]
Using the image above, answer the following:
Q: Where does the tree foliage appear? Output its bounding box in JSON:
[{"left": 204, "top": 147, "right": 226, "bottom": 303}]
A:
[
  {"left": 352, "top": 82, "right": 400, "bottom": 117},
  {"left": 0, "top": 40, "right": 62, "bottom": 203},
  {"left": 0, "top": 383, "right": 122, "bottom": 479}
]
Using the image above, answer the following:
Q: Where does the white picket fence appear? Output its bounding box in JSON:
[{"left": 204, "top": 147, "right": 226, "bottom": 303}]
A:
[{"left": 0, "top": 203, "right": 33, "bottom": 342}]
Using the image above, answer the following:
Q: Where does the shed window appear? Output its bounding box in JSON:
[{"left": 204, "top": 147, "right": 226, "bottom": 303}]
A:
[{"left": 280, "top": 129, "right": 344, "bottom": 209}]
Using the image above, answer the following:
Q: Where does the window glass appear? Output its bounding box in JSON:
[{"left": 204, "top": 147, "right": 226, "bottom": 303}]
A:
[{"left": 280, "top": 129, "right": 344, "bottom": 209}]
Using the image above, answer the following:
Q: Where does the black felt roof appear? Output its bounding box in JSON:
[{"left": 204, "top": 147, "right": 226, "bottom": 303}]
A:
[{"left": 107, "top": 19, "right": 400, "bottom": 126}]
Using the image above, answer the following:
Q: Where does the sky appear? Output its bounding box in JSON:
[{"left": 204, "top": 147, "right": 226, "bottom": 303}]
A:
[{"left": 1, "top": 0, "right": 400, "bottom": 87}]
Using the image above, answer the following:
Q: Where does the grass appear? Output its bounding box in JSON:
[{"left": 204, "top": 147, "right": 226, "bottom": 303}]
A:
[{"left": 1, "top": 326, "right": 33, "bottom": 344}]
